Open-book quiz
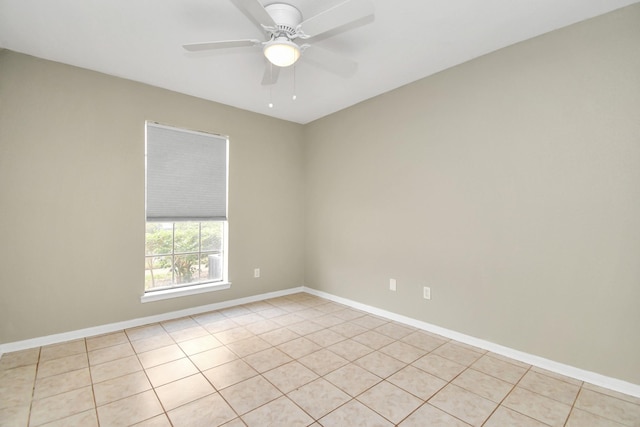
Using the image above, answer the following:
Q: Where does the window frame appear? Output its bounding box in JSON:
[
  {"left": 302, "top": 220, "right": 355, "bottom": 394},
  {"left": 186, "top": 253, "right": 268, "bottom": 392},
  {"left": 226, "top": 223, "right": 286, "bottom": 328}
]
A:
[{"left": 142, "top": 122, "right": 230, "bottom": 303}]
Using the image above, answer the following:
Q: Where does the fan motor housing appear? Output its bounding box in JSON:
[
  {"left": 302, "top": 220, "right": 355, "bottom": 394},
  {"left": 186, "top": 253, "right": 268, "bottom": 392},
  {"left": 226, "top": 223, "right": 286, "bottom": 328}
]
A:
[{"left": 265, "top": 3, "right": 302, "bottom": 35}]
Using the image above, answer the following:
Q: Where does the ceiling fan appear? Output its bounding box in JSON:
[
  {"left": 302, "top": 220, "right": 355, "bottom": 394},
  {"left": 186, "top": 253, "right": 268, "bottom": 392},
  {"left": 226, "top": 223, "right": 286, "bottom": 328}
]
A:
[{"left": 183, "top": 0, "right": 375, "bottom": 85}]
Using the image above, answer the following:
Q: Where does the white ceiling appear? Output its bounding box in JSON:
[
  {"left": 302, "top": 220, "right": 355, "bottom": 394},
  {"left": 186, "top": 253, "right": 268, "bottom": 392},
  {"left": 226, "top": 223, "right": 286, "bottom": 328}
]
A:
[{"left": 1, "top": 0, "right": 637, "bottom": 124}]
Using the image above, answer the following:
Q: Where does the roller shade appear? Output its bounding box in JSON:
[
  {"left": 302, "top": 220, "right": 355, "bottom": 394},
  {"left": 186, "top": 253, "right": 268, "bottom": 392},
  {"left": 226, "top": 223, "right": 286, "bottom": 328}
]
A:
[{"left": 146, "top": 122, "right": 228, "bottom": 221}]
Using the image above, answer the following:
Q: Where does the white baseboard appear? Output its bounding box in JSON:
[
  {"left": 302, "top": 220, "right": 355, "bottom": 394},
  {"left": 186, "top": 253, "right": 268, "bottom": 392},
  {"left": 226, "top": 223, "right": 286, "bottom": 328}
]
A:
[
  {"left": 302, "top": 286, "right": 640, "bottom": 399},
  {"left": 2, "top": 284, "right": 638, "bottom": 399},
  {"left": 0, "top": 286, "right": 304, "bottom": 356}
]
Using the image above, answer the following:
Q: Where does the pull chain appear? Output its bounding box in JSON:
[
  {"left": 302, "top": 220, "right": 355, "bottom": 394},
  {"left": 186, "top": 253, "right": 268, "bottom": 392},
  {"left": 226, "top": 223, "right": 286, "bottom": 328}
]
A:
[{"left": 292, "top": 65, "right": 297, "bottom": 101}]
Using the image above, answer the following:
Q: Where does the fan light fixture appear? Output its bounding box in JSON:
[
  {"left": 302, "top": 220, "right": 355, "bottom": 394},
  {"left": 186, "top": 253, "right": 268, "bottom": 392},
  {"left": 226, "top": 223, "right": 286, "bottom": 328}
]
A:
[{"left": 264, "top": 38, "right": 300, "bottom": 67}]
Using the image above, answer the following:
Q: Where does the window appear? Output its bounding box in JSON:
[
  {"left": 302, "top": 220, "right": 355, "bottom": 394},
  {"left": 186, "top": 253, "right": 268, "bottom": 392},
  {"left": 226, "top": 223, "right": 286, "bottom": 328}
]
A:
[{"left": 144, "top": 122, "right": 229, "bottom": 300}]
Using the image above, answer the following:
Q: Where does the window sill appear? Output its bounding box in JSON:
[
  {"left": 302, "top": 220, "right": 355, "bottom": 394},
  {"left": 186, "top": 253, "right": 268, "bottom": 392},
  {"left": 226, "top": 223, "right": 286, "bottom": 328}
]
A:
[{"left": 141, "top": 281, "right": 231, "bottom": 303}]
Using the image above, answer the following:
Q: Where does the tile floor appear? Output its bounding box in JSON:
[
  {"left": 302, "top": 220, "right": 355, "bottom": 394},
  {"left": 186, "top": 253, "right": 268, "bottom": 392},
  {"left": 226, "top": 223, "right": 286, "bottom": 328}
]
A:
[{"left": 1, "top": 292, "right": 639, "bottom": 426}]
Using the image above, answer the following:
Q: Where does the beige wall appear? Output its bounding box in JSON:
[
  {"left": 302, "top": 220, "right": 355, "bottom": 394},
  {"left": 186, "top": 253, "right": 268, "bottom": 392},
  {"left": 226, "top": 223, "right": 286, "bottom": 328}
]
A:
[
  {"left": 0, "top": 50, "right": 305, "bottom": 343},
  {"left": 304, "top": 5, "right": 640, "bottom": 384}
]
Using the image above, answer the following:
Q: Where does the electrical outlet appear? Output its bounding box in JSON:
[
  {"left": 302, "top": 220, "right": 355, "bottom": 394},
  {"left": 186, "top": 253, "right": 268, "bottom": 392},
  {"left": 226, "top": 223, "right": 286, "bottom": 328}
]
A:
[
  {"left": 254, "top": 268, "right": 260, "bottom": 278},
  {"left": 423, "top": 286, "right": 431, "bottom": 300},
  {"left": 389, "top": 278, "right": 397, "bottom": 291}
]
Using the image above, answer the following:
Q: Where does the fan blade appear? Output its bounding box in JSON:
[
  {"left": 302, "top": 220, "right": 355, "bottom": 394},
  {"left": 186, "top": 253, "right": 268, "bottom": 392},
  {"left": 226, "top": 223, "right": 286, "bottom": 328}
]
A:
[
  {"left": 261, "top": 62, "right": 281, "bottom": 85},
  {"left": 298, "top": 0, "right": 374, "bottom": 38},
  {"left": 302, "top": 45, "right": 357, "bottom": 77},
  {"left": 229, "top": 0, "right": 276, "bottom": 32},
  {"left": 183, "top": 39, "right": 261, "bottom": 52}
]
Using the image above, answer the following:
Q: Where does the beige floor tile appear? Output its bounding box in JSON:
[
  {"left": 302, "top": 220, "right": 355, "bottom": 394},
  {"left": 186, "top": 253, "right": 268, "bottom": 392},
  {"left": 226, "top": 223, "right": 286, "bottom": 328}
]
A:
[
  {"left": 350, "top": 315, "right": 389, "bottom": 330},
  {"left": 125, "top": 324, "right": 166, "bottom": 341},
  {"left": 244, "top": 319, "right": 280, "bottom": 335},
  {"left": 566, "top": 407, "right": 627, "bottom": 427},
  {"left": 531, "top": 366, "right": 583, "bottom": 386},
  {"left": 298, "top": 349, "right": 348, "bottom": 376},
  {"left": 262, "top": 361, "right": 319, "bottom": 394},
  {"left": 518, "top": 370, "right": 580, "bottom": 405},
  {"left": 314, "top": 302, "right": 349, "bottom": 314},
  {"left": 88, "top": 342, "right": 134, "bottom": 366},
  {"left": 33, "top": 368, "right": 91, "bottom": 400},
  {"left": 215, "top": 328, "right": 257, "bottom": 348},
  {"left": 90, "top": 355, "right": 142, "bottom": 383},
  {"left": 484, "top": 406, "right": 548, "bottom": 427},
  {"left": 130, "top": 334, "right": 174, "bottom": 354},
  {"left": 387, "top": 365, "right": 447, "bottom": 400},
  {"left": 155, "top": 373, "right": 215, "bottom": 411},
  {"left": 93, "top": 370, "right": 152, "bottom": 406},
  {"left": 398, "top": 403, "right": 471, "bottom": 426},
  {"left": 271, "top": 313, "right": 306, "bottom": 327},
  {"left": 277, "top": 337, "right": 322, "bottom": 359},
  {"left": 582, "top": 383, "right": 640, "bottom": 406},
  {"left": 189, "top": 345, "right": 237, "bottom": 371},
  {"left": 379, "top": 341, "right": 427, "bottom": 364},
  {"left": 138, "top": 344, "right": 186, "bottom": 369},
  {"left": 219, "top": 375, "right": 282, "bottom": 415},
  {"left": 29, "top": 385, "right": 95, "bottom": 426},
  {"left": 231, "top": 312, "right": 267, "bottom": 326},
  {"left": 243, "top": 347, "right": 292, "bottom": 373},
  {"left": 333, "top": 308, "right": 367, "bottom": 321},
  {"left": 325, "top": 363, "right": 382, "bottom": 397},
  {"left": 400, "top": 331, "right": 448, "bottom": 352},
  {"left": 243, "top": 300, "right": 276, "bottom": 312},
  {"left": 39, "top": 340, "right": 86, "bottom": 363},
  {"left": 0, "top": 348, "right": 40, "bottom": 370},
  {"left": 286, "top": 320, "right": 325, "bottom": 336},
  {"left": 374, "top": 322, "right": 415, "bottom": 340},
  {"left": 432, "top": 342, "right": 483, "bottom": 366},
  {"left": 319, "top": 399, "right": 393, "bottom": 427},
  {"left": 220, "top": 418, "right": 246, "bottom": 427},
  {"left": 0, "top": 365, "right": 37, "bottom": 409},
  {"left": 0, "top": 405, "right": 30, "bottom": 427},
  {"left": 226, "top": 336, "right": 272, "bottom": 358},
  {"left": 502, "top": 386, "right": 572, "bottom": 426},
  {"left": 313, "top": 314, "right": 345, "bottom": 328},
  {"left": 429, "top": 384, "right": 497, "bottom": 426},
  {"left": 354, "top": 351, "right": 406, "bottom": 378},
  {"left": 242, "top": 395, "right": 313, "bottom": 427},
  {"left": 202, "top": 318, "right": 240, "bottom": 334},
  {"left": 327, "top": 321, "right": 368, "bottom": 338},
  {"left": 96, "top": 390, "right": 163, "bottom": 427},
  {"left": 132, "top": 414, "right": 173, "bottom": 426},
  {"left": 203, "top": 359, "right": 259, "bottom": 390},
  {"left": 352, "top": 330, "right": 395, "bottom": 350},
  {"left": 220, "top": 305, "right": 252, "bottom": 318},
  {"left": 160, "top": 316, "right": 199, "bottom": 333},
  {"left": 169, "top": 325, "right": 210, "bottom": 343},
  {"left": 145, "top": 357, "right": 198, "bottom": 388},
  {"left": 167, "top": 393, "right": 236, "bottom": 427},
  {"left": 574, "top": 388, "right": 640, "bottom": 426},
  {"left": 178, "top": 334, "right": 223, "bottom": 356},
  {"left": 38, "top": 409, "right": 98, "bottom": 427},
  {"left": 296, "top": 308, "right": 325, "bottom": 320},
  {"left": 306, "top": 329, "right": 346, "bottom": 347},
  {"left": 471, "top": 354, "right": 528, "bottom": 384},
  {"left": 36, "top": 353, "right": 88, "bottom": 379},
  {"left": 487, "top": 352, "right": 532, "bottom": 369},
  {"left": 288, "top": 378, "right": 351, "bottom": 419},
  {"left": 452, "top": 368, "right": 513, "bottom": 403},
  {"left": 253, "top": 307, "right": 288, "bottom": 319},
  {"left": 259, "top": 327, "right": 300, "bottom": 346},
  {"left": 412, "top": 353, "right": 466, "bottom": 381},
  {"left": 358, "top": 380, "right": 423, "bottom": 424},
  {"left": 192, "top": 310, "right": 225, "bottom": 324},
  {"left": 327, "top": 339, "right": 373, "bottom": 362},
  {"left": 86, "top": 332, "right": 128, "bottom": 352}
]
